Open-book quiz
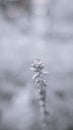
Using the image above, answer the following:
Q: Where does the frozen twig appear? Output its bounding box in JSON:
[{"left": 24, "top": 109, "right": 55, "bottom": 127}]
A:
[{"left": 31, "top": 59, "right": 49, "bottom": 130}]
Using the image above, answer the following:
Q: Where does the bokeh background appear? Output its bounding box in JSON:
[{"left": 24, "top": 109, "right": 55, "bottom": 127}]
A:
[{"left": 0, "top": 0, "right": 73, "bottom": 130}]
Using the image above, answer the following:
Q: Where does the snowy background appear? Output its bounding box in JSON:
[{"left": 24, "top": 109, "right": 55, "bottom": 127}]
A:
[{"left": 0, "top": 0, "right": 73, "bottom": 130}]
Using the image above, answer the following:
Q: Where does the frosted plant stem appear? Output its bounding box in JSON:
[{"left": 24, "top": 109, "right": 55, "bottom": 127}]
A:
[{"left": 31, "top": 59, "right": 49, "bottom": 130}]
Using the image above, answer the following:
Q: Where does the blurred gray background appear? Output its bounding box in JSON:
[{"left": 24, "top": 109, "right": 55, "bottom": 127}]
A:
[{"left": 0, "top": 0, "right": 73, "bottom": 130}]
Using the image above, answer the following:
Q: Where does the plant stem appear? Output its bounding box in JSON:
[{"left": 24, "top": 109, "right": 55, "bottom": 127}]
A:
[{"left": 31, "top": 59, "right": 49, "bottom": 130}]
